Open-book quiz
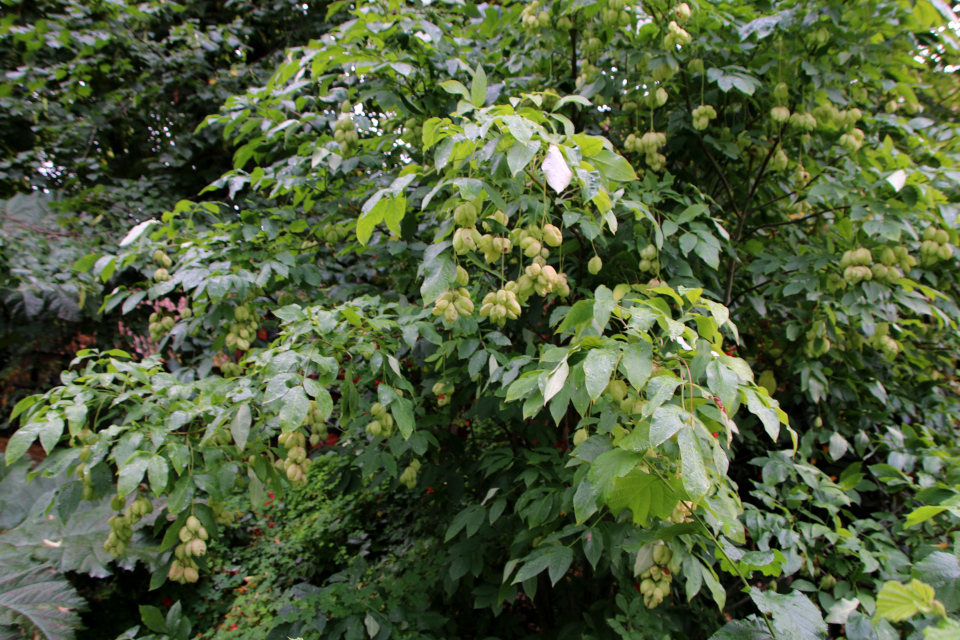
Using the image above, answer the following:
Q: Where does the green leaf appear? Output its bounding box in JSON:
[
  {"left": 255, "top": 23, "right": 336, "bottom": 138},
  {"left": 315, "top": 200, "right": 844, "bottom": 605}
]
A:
[
  {"left": 168, "top": 475, "right": 194, "bottom": 515},
  {"left": 590, "top": 149, "right": 638, "bottom": 182},
  {"left": 117, "top": 455, "right": 150, "bottom": 497},
  {"left": 364, "top": 612, "right": 380, "bottom": 639},
  {"left": 357, "top": 196, "right": 387, "bottom": 245},
  {"left": 648, "top": 405, "right": 687, "bottom": 446},
  {"left": 392, "top": 397, "right": 415, "bottom": 439},
  {"left": 875, "top": 579, "right": 946, "bottom": 622},
  {"left": 231, "top": 403, "right": 252, "bottom": 452},
  {"left": 588, "top": 449, "right": 643, "bottom": 500},
  {"left": 605, "top": 471, "right": 679, "bottom": 527},
  {"left": 678, "top": 427, "right": 710, "bottom": 502},
  {"left": 445, "top": 505, "right": 485, "bottom": 542},
  {"left": 914, "top": 552, "right": 960, "bottom": 612},
  {"left": 0, "top": 549, "right": 85, "bottom": 640},
  {"left": 471, "top": 64, "right": 487, "bottom": 108},
  {"left": 279, "top": 386, "right": 310, "bottom": 432},
  {"left": 440, "top": 80, "right": 471, "bottom": 100},
  {"left": 751, "top": 588, "right": 827, "bottom": 640},
  {"left": 905, "top": 505, "right": 947, "bottom": 528},
  {"left": 507, "top": 140, "right": 541, "bottom": 176},
  {"left": 512, "top": 549, "right": 553, "bottom": 584},
  {"left": 419, "top": 242, "right": 456, "bottom": 305},
  {"left": 583, "top": 348, "right": 619, "bottom": 401},
  {"left": 140, "top": 605, "right": 168, "bottom": 634},
  {"left": 556, "top": 300, "right": 594, "bottom": 333},
  {"left": 547, "top": 547, "right": 574, "bottom": 586}
]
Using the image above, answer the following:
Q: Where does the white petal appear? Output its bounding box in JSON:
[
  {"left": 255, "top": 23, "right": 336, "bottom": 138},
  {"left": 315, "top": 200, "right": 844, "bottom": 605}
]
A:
[{"left": 542, "top": 144, "right": 573, "bottom": 193}]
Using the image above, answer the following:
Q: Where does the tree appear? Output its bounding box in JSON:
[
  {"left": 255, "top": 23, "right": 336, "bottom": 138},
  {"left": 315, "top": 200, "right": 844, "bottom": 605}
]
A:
[{"left": 4, "top": 0, "right": 960, "bottom": 639}]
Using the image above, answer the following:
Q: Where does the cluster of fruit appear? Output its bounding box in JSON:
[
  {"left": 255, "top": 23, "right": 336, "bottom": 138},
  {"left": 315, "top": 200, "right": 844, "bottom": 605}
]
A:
[
  {"left": 638, "top": 244, "right": 659, "bottom": 272},
  {"left": 662, "top": 20, "right": 691, "bottom": 49},
  {"left": 211, "top": 502, "right": 235, "bottom": 526},
  {"left": 479, "top": 285, "right": 524, "bottom": 326},
  {"left": 478, "top": 230, "right": 513, "bottom": 263},
  {"left": 306, "top": 401, "right": 329, "bottom": 446},
  {"left": 556, "top": 16, "right": 573, "bottom": 31},
  {"left": 322, "top": 223, "right": 350, "bottom": 244},
  {"left": 277, "top": 431, "right": 313, "bottom": 486},
  {"left": 153, "top": 250, "right": 172, "bottom": 269},
  {"left": 839, "top": 248, "right": 875, "bottom": 284},
  {"left": 399, "top": 117, "right": 422, "bottom": 145},
  {"left": 691, "top": 104, "right": 717, "bottom": 130},
  {"left": 333, "top": 101, "right": 359, "bottom": 156},
  {"left": 771, "top": 146, "right": 789, "bottom": 171},
  {"left": 169, "top": 516, "right": 208, "bottom": 584},
  {"left": 667, "top": 501, "right": 693, "bottom": 524},
  {"left": 432, "top": 288, "right": 474, "bottom": 324},
  {"left": 432, "top": 382, "right": 453, "bottom": 406},
  {"left": 513, "top": 223, "right": 562, "bottom": 256},
  {"left": 624, "top": 131, "right": 667, "bottom": 171},
  {"left": 771, "top": 105, "right": 790, "bottom": 123},
  {"left": 601, "top": 0, "right": 632, "bottom": 28},
  {"left": 803, "top": 321, "right": 831, "bottom": 358},
  {"left": 220, "top": 360, "right": 244, "bottom": 378},
  {"left": 365, "top": 402, "right": 395, "bottom": 438},
  {"left": 520, "top": 1, "right": 550, "bottom": 31},
  {"left": 104, "top": 494, "right": 153, "bottom": 557},
  {"left": 920, "top": 227, "right": 953, "bottom": 265},
  {"left": 869, "top": 322, "right": 900, "bottom": 358},
  {"left": 838, "top": 128, "right": 865, "bottom": 153},
  {"left": 148, "top": 311, "right": 181, "bottom": 343},
  {"left": 788, "top": 111, "right": 818, "bottom": 131},
  {"left": 399, "top": 459, "right": 421, "bottom": 489},
  {"left": 225, "top": 304, "right": 260, "bottom": 352},
  {"left": 75, "top": 435, "right": 96, "bottom": 500},
  {"left": 638, "top": 545, "right": 674, "bottom": 609},
  {"left": 153, "top": 267, "right": 172, "bottom": 282},
  {"left": 812, "top": 103, "right": 863, "bottom": 128}
]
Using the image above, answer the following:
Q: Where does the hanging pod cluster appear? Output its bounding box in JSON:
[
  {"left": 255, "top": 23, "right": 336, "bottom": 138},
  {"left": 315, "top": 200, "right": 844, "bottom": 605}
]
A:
[
  {"left": 169, "top": 515, "right": 208, "bottom": 584},
  {"left": 104, "top": 494, "right": 153, "bottom": 557},
  {"left": 365, "top": 402, "right": 394, "bottom": 438},
  {"left": 638, "top": 544, "right": 675, "bottom": 609},
  {"left": 225, "top": 304, "right": 260, "bottom": 352},
  {"left": 277, "top": 431, "right": 312, "bottom": 486},
  {"left": 920, "top": 227, "right": 954, "bottom": 265}
]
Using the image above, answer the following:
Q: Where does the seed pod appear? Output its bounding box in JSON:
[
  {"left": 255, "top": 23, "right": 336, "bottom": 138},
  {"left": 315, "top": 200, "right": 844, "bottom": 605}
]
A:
[
  {"left": 455, "top": 265, "right": 470, "bottom": 286},
  {"left": 935, "top": 229, "right": 950, "bottom": 244},
  {"left": 573, "top": 428, "right": 589, "bottom": 447},
  {"left": 606, "top": 379, "right": 628, "bottom": 403},
  {"left": 588, "top": 255, "right": 602, "bottom": 275},
  {"left": 454, "top": 202, "right": 478, "bottom": 227},
  {"left": 542, "top": 224, "right": 563, "bottom": 247},
  {"left": 186, "top": 515, "right": 201, "bottom": 533}
]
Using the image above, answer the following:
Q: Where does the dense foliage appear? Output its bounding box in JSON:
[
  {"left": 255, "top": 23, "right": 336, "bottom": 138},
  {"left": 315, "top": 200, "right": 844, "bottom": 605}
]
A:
[{"left": 3, "top": 0, "right": 960, "bottom": 639}]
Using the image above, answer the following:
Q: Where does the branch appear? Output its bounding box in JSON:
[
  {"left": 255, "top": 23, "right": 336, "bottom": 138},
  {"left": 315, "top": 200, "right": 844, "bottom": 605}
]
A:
[
  {"left": 0, "top": 212, "right": 77, "bottom": 238},
  {"left": 741, "top": 205, "right": 851, "bottom": 241}
]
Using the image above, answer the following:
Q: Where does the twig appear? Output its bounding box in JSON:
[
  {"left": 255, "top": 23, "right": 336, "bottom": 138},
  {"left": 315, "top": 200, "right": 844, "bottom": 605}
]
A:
[{"left": 0, "top": 211, "right": 77, "bottom": 238}]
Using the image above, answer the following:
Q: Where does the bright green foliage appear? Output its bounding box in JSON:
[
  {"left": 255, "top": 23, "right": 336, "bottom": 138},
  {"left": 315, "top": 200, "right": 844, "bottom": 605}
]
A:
[{"left": 3, "top": 0, "right": 960, "bottom": 639}]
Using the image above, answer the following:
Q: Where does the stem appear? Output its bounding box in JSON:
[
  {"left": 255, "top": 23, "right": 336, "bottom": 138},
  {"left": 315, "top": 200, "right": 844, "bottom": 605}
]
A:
[{"left": 690, "top": 511, "right": 780, "bottom": 639}]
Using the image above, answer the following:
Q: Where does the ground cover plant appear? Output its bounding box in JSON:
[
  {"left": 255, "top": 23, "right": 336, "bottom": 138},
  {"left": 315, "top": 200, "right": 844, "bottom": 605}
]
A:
[{"left": 3, "top": 0, "right": 960, "bottom": 639}]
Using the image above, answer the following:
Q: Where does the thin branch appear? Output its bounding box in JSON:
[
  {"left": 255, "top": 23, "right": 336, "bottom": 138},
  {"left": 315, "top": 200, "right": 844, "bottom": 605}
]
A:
[
  {"left": 0, "top": 212, "right": 78, "bottom": 238},
  {"left": 741, "top": 205, "right": 851, "bottom": 241}
]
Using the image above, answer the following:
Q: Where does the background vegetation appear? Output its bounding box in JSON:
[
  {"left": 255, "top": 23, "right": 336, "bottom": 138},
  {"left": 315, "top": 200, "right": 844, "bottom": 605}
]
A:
[{"left": 2, "top": 0, "right": 960, "bottom": 639}]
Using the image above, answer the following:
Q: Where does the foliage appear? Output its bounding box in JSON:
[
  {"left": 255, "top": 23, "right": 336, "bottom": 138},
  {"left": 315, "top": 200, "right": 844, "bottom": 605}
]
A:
[{"left": 3, "top": 0, "right": 960, "bottom": 639}]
